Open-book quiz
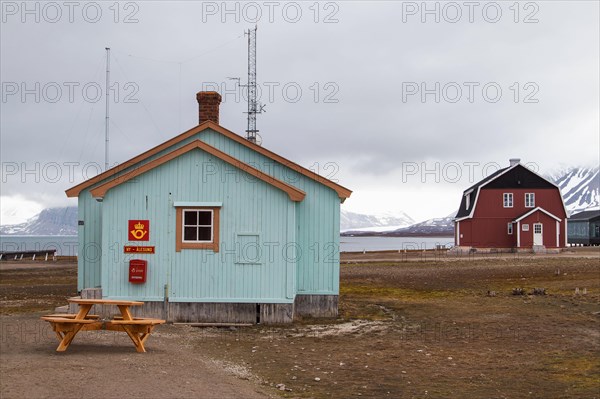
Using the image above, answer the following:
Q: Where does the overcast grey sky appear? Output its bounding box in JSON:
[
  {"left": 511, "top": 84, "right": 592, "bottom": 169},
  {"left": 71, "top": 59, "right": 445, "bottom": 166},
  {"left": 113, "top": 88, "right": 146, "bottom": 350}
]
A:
[{"left": 1, "top": 0, "right": 598, "bottom": 224}]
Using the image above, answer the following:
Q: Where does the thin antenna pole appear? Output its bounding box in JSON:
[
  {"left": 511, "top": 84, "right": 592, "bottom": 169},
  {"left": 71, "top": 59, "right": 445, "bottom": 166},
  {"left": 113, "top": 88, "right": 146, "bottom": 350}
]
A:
[
  {"left": 105, "top": 47, "right": 110, "bottom": 171},
  {"left": 245, "top": 25, "right": 264, "bottom": 143}
]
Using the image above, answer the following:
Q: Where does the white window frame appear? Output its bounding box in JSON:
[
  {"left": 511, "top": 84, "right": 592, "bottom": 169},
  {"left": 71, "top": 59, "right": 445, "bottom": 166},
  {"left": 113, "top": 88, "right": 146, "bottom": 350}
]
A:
[
  {"left": 465, "top": 194, "right": 470, "bottom": 210},
  {"left": 507, "top": 223, "right": 513, "bottom": 235},
  {"left": 182, "top": 209, "right": 214, "bottom": 243},
  {"left": 503, "top": 193, "right": 513, "bottom": 208},
  {"left": 525, "top": 193, "right": 535, "bottom": 208},
  {"left": 522, "top": 224, "right": 529, "bottom": 232}
]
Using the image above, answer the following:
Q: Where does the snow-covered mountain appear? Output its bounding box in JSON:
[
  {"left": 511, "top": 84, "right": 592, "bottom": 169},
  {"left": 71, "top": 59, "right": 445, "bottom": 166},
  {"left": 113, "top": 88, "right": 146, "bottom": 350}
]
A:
[
  {"left": 390, "top": 212, "right": 455, "bottom": 236},
  {"left": 0, "top": 207, "right": 77, "bottom": 235},
  {"left": 1, "top": 167, "right": 596, "bottom": 236},
  {"left": 547, "top": 166, "right": 599, "bottom": 214},
  {"left": 341, "top": 210, "right": 414, "bottom": 232}
]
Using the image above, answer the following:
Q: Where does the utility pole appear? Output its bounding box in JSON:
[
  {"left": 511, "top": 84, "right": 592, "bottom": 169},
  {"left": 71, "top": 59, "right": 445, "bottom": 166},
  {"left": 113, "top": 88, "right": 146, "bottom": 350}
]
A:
[{"left": 105, "top": 47, "right": 110, "bottom": 171}]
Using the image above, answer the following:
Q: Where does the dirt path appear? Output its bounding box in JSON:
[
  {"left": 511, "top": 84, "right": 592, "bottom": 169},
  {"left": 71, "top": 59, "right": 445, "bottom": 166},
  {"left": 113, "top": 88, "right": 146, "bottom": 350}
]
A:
[{"left": 0, "top": 314, "right": 271, "bottom": 399}]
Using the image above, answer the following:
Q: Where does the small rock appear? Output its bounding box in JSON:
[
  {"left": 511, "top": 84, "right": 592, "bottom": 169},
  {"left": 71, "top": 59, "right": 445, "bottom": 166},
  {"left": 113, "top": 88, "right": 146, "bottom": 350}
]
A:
[
  {"left": 291, "top": 376, "right": 297, "bottom": 380},
  {"left": 276, "top": 384, "right": 286, "bottom": 391},
  {"left": 314, "top": 377, "right": 321, "bottom": 382},
  {"left": 447, "top": 357, "right": 453, "bottom": 360}
]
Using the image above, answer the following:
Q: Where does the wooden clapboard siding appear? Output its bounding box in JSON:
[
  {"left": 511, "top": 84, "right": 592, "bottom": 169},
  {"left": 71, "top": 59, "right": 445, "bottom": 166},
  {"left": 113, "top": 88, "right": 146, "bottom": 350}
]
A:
[
  {"left": 100, "top": 149, "right": 296, "bottom": 303},
  {"left": 76, "top": 125, "right": 344, "bottom": 309},
  {"left": 77, "top": 189, "right": 103, "bottom": 291},
  {"left": 198, "top": 129, "right": 341, "bottom": 296}
]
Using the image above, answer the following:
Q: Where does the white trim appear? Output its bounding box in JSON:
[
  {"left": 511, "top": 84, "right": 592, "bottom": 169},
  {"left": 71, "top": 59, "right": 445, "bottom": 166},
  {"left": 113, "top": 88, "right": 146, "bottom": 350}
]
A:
[
  {"left": 461, "top": 187, "right": 482, "bottom": 220},
  {"left": 513, "top": 206, "right": 562, "bottom": 222},
  {"left": 556, "top": 220, "right": 560, "bottom": 247},
  {"left": 507, "top": 222, "right": 513, "bottom": 235},
  {"left": 174, "top": 201, "right": 222, "bottom": 207},
  {"left": 525, "top": 192, "right": 535, "bottom": 208},
  {"left": 564, "top": 219, "right": 568, "bottom": 247},
  {"left": 503, "top": 192, "right": 514, "bottom": 208},
  {"left": 457, "top": 163, "right": 568, "bottom": 221},
  {"left": 517, "top": 221, "right": 521, "bottom": 247},
  {"left": 533, "top": 223, "right": 543, "bottom": 246},
  {"left": 456, "top": 221, "right": 460, "bottom": 246}
]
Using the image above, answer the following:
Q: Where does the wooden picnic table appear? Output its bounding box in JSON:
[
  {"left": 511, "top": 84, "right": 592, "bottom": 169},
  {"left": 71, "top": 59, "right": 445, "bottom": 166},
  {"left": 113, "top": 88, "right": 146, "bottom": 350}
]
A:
[{"left": 41, "top": 298, "right": 165, "bottom": 353}]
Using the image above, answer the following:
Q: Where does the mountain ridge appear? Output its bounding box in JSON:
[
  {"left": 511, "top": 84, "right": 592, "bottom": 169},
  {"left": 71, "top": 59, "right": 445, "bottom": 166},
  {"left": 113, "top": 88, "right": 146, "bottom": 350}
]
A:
[{"left": 2, "top": 166, "right": 597, "bottom": 236}]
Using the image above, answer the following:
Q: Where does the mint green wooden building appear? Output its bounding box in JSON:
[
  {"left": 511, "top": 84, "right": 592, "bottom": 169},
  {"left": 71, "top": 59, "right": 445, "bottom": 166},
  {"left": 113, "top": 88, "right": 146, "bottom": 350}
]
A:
[{"left": 66, "top": 92, "right": 351, "bottom": 323}]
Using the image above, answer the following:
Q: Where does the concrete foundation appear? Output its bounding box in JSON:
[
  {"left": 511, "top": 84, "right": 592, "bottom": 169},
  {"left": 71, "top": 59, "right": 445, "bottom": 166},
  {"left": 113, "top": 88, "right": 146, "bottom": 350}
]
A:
[{"left": 70, "top": 289, "right": 338, "bottom": 324}]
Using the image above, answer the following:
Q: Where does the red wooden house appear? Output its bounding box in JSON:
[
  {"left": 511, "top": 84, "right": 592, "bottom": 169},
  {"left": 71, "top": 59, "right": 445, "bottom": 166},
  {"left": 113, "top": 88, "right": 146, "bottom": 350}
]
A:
[{"left": 454, "top": 159, "right": 567, "bottom": 250}]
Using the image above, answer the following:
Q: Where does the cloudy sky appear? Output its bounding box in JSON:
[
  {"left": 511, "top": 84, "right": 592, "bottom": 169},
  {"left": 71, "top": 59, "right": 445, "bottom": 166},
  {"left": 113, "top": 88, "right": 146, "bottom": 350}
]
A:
[{"left": 1, "top": 0, "right": 598, "bottom": 225}]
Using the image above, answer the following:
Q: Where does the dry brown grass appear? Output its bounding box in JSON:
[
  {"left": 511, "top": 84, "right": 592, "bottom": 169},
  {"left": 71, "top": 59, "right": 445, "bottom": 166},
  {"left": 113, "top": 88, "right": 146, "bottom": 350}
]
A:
[{"left": 1, "top": 253, "right": 598, "bottom": 398}]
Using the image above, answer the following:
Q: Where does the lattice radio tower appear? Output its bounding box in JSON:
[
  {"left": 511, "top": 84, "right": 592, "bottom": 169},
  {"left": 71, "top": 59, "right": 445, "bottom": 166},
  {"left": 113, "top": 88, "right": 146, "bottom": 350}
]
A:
[{"left": 244, "top": 25, "right": 265, "bottom": 144}]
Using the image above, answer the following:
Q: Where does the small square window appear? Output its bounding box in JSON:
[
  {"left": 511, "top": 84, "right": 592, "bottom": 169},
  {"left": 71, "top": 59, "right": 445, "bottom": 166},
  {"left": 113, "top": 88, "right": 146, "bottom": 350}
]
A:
[
  {"left": 522, "top": 224, "right": 529, "bottom": 232},
  {"left": 176, "top": 207, "right": 220, "bottom": 252},
  {"left": 182, "top": 210, "right": 213, "bottom": 243}
]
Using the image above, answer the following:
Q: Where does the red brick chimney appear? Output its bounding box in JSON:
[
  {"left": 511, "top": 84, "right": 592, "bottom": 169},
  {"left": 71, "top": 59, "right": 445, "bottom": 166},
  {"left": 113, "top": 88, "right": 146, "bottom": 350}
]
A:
[{"left": 196, "top": 91, "right": 222, "bottom": 124}]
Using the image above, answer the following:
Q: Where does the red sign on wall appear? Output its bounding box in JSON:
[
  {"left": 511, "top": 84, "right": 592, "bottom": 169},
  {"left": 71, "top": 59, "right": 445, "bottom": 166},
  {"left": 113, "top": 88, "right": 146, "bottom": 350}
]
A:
[
  {"left": 124, "top": 246, "right": 155, "bottom": 254},
  {"left": 128, "top": 220, "right": 149, "bottom": 241}
]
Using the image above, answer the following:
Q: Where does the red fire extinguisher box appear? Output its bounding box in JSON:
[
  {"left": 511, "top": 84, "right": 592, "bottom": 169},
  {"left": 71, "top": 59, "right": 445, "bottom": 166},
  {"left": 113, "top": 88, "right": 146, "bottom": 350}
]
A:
[{"left": 129, "top": 259, "right": 147, "bottom": 284}]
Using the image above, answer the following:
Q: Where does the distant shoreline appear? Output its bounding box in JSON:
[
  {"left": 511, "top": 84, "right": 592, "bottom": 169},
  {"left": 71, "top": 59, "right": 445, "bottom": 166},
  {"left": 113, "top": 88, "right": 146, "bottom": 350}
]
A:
[{"left": 341, "top": 232, "right": 454, "bottom": 238}]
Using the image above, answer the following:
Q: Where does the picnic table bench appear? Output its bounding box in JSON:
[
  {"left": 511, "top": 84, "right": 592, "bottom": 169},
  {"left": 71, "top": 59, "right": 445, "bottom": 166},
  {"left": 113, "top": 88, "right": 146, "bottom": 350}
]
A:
[{"left": 41, "top": 298, "right": 165, "bottom": 353}]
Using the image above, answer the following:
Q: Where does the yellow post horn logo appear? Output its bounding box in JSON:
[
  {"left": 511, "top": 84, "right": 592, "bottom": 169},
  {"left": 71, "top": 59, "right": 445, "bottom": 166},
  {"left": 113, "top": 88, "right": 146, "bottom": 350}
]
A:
[{"left": 130, "top": 222, "right": 147, "bottom": 240}]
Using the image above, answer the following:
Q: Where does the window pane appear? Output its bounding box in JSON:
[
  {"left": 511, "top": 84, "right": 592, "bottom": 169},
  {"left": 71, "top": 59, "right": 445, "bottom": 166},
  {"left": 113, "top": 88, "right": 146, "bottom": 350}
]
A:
[
  {"left": 184, "top": 211, "right": 197, "bottom": 225},
  {"left": 198, "top": 227, "right": 212, "bottom": 241},
  {"left": 184, "top": 227, "right": 197, "bottom": 241},
  {"left": 198, "top": 211, "right": 212, "bottom": 226}
]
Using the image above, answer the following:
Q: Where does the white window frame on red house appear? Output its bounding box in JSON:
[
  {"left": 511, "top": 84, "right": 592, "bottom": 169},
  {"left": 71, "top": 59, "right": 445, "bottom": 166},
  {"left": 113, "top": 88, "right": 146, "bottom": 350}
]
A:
[
  {"left": 503, "top": 193, "right": 513, "bottom": 208},
  {"left": 507, "top": 223, "right": 513, "bottom": 235},
  {"left": 525, "top": 193, "right": 535, "bottom": 208}
]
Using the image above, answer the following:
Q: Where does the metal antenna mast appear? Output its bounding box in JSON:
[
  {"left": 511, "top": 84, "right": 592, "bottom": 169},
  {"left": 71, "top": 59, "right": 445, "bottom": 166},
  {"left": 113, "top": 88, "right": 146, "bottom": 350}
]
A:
[
  {"left": 244, "top": 26, "right": 264, "bottom": 143},
  {"left": 104, "top": 47, "right": 110, "bottom": 171}
]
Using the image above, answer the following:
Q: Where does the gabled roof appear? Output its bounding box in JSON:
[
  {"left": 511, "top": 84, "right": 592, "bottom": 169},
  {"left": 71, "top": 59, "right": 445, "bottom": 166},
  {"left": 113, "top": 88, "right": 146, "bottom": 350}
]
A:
[
  {"left": 568, "top": 209, "right": 600, "bottom": 221},
  {"left": 455, "top": 163, "right": 567, "bottom": 220},
  {"left": 455, "top": 166, "right": 510, "bottom": 219},
  {"left": 512, "top": 207, "right": 562, "bottom": 223},
  {"left": 89, "top": 140, "right": 306, "bottom": 202},
  {"left": 66, "top": 121, "right": 352, "bottom": 201}
]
